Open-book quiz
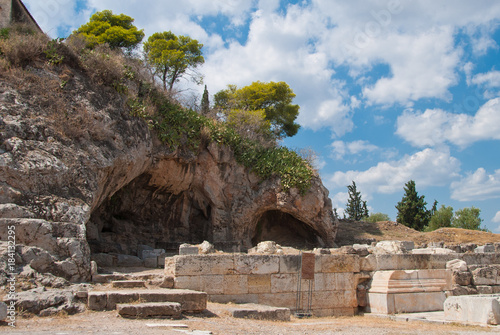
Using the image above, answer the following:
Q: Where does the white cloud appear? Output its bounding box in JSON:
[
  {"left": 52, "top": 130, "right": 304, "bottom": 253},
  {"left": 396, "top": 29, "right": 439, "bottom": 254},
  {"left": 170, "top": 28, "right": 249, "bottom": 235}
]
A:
[
  {"left": 396, "top": 98, "right": 500, "bottom": 148},
  {"left": 451, "top": 168, "right": 500, "bottom": 201},
  {"left": 331, "top": 140, "right": 378, "bottom": 160},
  {"left": 328, "top": 148, "right": 461, "bottom": 195},
  {"left": 493, "top": 211, "right": 500, "bottom": 223},
  {"left": 472, "top": 70, "right": 500, "bottom": 88}
]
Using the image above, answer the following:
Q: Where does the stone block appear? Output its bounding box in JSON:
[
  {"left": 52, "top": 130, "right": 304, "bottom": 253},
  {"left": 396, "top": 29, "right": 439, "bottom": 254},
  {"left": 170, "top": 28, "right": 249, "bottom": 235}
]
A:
[
  {"left": 314, "top": 273, "right": 336, "bottom": 291},
  {"left": 111, "top": 280, "right": 146, "bottom": 289},
  {"left": 477, "top": 286, "right": 494, "bottom": 294},
  {"left": 209, "top": 294, "right": 259, "bottom": 304},
  {"left": 321, "top": 254, "right": 359, "bottom": 273},
  {"left": 117, "top": 302, "right": 181, "bottom": 319},
  {"left": 446, "top": 259, "right": 467, "bottom": 272},
  {"left": 360, "top": 254, "right": 377, "bottom": 271},
  {"left": 157, "top": 253, "right": 167, "bottom": 267},
  {"left": 230, "top": 303, "right": 291, "bottom": 321},
  {"left": 412, "top": 248, "right": 455, "bottom": 255},
  {"left": 475, "top": 244, "right": 495, "bottom": 253},
  {"left": 444, "top": 295, "right": 500, "bottom": 325},
  {"left": 279, "top": 255, "right": 300, "bottom": 274},
  {"left": 472, "top": 267, "right": 497, "bottom": 285},
  {"left": 224, "top": 275, "right": 248, "bottom": 295},
  {"left": 0, "top": 301, "right": 7, "bottom": 321},
  {"left": 87, "top": 292, "right": 108, "bottom": 311},
  {"left": 159, "top": 276, "right": 174, "bottom": 289},
  {"left": 172, "top": 255, "right": 234, "bottom": 276},
  {"left": 312, "top": 290, "right": 357, "bottom": 309},
  {"left": 91, "top": 253, "right": 115, "bottom": 268},
  {"left": 352, "top": 244, "right": 370, "bottom": 257},
  {"left": 144, "top": 257, "right": 158, "bottom": 268},
  {"left": 367, "top": 291, "right": 446, "bottom": 314},
  {"left": 453, "top": 271, "right": 472, "bottom": 286},
  {"left": 174, "top": 276, "right": 201, "bottom": 291},
  {"left": 116, "top": 254, "right": 143, "bottom": 267},
  {"left": 248, "top": 275, "right": 271, "bottom": 294},
  {"left": 200, "top": 275, "right": 224, "bottom": 295},
  {"left": 142, "top": 249, "right": 165, "bottom": 259},
  {"left": 179, "top": 245, "right": 199, "bottom": 255},
  {"left": 271, "top": 274, "right": 298, "bottom": 293},
  {"left": 137, "top": 244, "right": 154, "bottom": 259},
  {"left": 235, "top": 255, "right": 280, "bottom": 275},
  {"left": 258, "top": 293, "right": 296, "bottom": 309}
]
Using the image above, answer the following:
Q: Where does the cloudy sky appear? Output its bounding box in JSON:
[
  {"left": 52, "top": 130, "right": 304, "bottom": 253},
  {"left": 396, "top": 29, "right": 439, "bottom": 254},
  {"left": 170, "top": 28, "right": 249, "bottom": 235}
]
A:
[{"left": 24, "top": 0, "right": 500, "bottom": 231}]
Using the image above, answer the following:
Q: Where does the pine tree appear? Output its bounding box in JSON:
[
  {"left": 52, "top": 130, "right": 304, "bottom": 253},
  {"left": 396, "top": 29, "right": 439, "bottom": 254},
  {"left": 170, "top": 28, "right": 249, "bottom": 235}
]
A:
[
  {"left": 345, "top": 181, "right": 368, "bottom": 221},
  {"left": 395, "top": 180, "right": 430, "bottom": 231},
  {"left": 201, "top": 85, "right": 210, "bottom": 115}
]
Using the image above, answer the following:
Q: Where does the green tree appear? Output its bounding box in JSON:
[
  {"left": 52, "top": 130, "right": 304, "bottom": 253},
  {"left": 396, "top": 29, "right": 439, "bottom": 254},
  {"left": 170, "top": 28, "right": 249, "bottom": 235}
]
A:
[
  {"left": 74, "top": 10, "right": 144, "bottom": 51},
  {"left": 143, "top": 31, "right": 204, "bottom": 91},
  {"left": 426, "top": 205, "right": 453, "bottom": 231},
  {"left": 395, "top": 180, "right": 430, "bottom": 231},
  {"left": 364, "top": 212, "right": 391, "bottom": 223},
  {"left": 452, "top": 207, "right": 485, "bottom": 231},
  {"left": 201, "top": 85, "right": 210, "bottom": 115},
  {"left": 345, "top": 181, "right": 368, "bottom": 221},
  {"left": 214, "top": 81, "right": 300, "bottom": 139}
]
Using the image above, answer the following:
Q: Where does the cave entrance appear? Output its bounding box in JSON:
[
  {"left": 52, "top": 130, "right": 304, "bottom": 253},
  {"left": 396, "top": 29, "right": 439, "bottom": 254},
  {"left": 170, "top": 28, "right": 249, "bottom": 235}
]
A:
[
  {"left": 251, "top": 210, "right": 321, "bottom": 249},
  {"left": 86, "top": 174, "right": 213, "bottom": 257}
]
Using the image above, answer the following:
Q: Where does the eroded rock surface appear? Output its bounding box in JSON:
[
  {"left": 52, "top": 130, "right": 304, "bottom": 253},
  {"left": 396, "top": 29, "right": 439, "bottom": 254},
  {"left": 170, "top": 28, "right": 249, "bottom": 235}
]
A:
[{"left": 0, "top": 65, "right": 337, "bottom": 284}]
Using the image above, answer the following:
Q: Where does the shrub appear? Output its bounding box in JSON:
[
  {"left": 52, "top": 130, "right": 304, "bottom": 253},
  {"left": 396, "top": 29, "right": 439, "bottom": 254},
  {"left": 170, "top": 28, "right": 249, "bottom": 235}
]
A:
[{"left": 0, "top": 25, "right": 49, "bottom": 67}]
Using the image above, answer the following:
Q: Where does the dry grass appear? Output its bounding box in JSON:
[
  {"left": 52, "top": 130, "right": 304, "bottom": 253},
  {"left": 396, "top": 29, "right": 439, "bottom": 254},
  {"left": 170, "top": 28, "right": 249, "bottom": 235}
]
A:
[
  {"left": 335, "top": 220, "right": 500, "bottom": 247},
  {"left": 0, "top": 25, "right": 50, "bottom": 67}
]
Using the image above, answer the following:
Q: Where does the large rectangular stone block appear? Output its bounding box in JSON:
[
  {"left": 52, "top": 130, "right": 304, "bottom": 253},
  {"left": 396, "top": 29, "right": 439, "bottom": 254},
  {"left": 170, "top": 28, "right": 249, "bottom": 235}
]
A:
[
  {"left": 224, "top": 275, "right": 248, "bottom": 295},
  {"left": 172, "top": 255, "right": 234, "bottom": 276},
  {"left": 314, "top": 273, "right": 336, "bottom": 291},
  {"left": 312, "top": 290, "right": 357, "bottom": 309},
  {"left": 235, "top": 255, "right": 280, "bottom": 275},
  {"left": 174, "top": 275, "right": 201, "bottom": 291},
  {"left": 271, "top": 274, "right": 298, "bottom": 293},
  {"left": 200, "top": 275, "right": 224, "bottom": 295},
  {"left": 472, "top": 267, "right": 498, "bottom": 286},
  {"left": 248, "top": 275, "right": 271, "bottom": 294},
  {"left": 321, "top": 254, "right": 359, "bottom": 273},
  {"left": 279, "top": 255, "right": 300, "bottom": 274},
  {"left": 445, "top": 295, "right": 500, "bottom": 325}
]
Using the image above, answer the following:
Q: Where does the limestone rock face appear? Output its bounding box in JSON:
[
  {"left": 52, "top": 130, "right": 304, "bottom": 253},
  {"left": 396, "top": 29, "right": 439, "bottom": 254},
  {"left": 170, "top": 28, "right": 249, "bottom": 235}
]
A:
[{"left": 0, "top": 66, "right": 337, "bottom": 283}]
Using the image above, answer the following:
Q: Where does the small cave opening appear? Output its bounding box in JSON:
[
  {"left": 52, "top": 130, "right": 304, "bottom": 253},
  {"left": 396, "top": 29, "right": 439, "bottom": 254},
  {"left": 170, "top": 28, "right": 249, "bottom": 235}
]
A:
[
  {"left": 251, "top": 210, "right": 321, "bottom": 249},
  {"left": 86, "top": 174, "right": 214, "bottom": 257}
]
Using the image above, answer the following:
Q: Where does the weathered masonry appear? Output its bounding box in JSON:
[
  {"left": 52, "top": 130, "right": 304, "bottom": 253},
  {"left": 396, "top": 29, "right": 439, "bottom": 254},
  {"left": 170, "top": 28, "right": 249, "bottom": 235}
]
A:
[
  {"left": 0, "top": 0, "right": 41, "bottom": 31},
  {"left": 165, "top": 251, "right": 500, "bottom": 317}
]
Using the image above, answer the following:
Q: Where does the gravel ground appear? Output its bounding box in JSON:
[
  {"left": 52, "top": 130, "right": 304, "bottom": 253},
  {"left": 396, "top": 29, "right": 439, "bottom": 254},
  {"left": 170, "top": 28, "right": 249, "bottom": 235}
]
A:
[{"left": 2, "top": 303, "right": 500, "bottom": 335}]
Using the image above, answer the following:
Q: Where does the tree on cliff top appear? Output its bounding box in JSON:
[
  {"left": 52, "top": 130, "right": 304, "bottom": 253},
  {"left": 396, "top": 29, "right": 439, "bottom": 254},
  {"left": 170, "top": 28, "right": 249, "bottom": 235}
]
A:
[
  {"left": 214, "top": 81, "right": 301, "bottom": 139},
  {"left": 143, "top": 31, "right": 204, "bottom": 91},
  {"left": 74, "top": 10, "right": 144, "bottom": 51}
]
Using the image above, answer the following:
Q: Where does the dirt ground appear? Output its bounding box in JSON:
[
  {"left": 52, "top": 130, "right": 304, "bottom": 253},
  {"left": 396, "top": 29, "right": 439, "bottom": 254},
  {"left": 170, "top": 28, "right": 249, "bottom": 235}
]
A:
[
  {"left": 2, "top": 302, "right": 499, "bottom": 335},
  {"left": 334, "top": 220, "right": 500, "bottom": 247}
]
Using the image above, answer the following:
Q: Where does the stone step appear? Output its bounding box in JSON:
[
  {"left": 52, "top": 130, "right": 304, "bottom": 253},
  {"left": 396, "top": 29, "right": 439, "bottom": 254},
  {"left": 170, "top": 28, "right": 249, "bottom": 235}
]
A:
[
  {"left": 117, "top": 302, "right": 182, "bottom": 319},
  {"left": 228, "top": 303, "right": 291, "bottom": 321},
  {"left": 111, "top": 280, "right": 146, "bottom": 289},
  {"left": 92, "top": 273, "right": 160, "bottom": 283},
  {"left": 88, "top": 289, "right": 207, "bottom": 313}
]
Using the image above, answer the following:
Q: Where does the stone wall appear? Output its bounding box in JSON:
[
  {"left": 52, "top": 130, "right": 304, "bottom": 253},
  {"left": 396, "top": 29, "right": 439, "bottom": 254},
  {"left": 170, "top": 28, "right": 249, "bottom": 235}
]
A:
[
  {"left": 165, "top": 251, "right": 500, "bottom": 316},
  {"left": 166, "top": 254, "right": 360, "bottom": 317}
]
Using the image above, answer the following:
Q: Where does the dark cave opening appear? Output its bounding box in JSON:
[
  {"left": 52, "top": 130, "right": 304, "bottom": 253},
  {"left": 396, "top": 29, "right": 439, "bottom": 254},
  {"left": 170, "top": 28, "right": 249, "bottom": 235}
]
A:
[
  {"left": 251, "top": 210, "right": 321, "bottom": 249},
  {"left": 86, "top": 174, "right": 214, "bottom": 256}
]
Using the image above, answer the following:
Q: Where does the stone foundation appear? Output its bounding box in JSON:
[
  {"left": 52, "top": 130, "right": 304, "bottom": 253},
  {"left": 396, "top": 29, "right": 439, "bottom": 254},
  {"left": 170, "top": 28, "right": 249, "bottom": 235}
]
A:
[{"left": 165, "top": 251, "right": 500, "bottom": 316}]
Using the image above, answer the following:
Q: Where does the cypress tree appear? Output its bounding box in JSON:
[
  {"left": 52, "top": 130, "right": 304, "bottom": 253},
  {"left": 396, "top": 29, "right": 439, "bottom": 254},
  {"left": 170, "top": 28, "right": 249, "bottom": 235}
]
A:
[
  {"left": 395, "top": 180, "right": 430, "bottom": 231},
  {"left": 345, "top": 181, "right": 368, "bottom": 220}
]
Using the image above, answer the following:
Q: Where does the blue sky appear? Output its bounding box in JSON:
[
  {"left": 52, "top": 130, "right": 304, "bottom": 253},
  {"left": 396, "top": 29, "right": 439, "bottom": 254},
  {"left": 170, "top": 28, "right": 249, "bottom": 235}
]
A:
[{"left": 23, "top": 0, "right": 500, "bottom": 231}]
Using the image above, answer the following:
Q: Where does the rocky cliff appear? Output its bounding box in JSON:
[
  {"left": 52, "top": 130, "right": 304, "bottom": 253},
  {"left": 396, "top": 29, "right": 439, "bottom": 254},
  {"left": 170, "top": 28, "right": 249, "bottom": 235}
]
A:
[{"left": 0, "top": 56, "right": 337, "bottom": 284}]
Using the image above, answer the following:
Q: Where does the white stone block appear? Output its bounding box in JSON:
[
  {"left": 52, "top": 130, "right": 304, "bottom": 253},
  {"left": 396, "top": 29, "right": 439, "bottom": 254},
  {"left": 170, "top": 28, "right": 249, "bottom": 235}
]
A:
[
  {"left": 445, "top": 295, "right": 500, "bottom": 325},
  {"left": 446, "top": 259, "right": 467, "bottom": 272},
  {"left": 235, "top": 255, "right": 279, "bottom": 275}
]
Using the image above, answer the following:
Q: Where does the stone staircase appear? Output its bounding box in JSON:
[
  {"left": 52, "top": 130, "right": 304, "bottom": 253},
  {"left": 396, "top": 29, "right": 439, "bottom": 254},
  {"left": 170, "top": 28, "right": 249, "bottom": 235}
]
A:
[{"left": 88, "top": 273, "right": 207, "bottom": 319}]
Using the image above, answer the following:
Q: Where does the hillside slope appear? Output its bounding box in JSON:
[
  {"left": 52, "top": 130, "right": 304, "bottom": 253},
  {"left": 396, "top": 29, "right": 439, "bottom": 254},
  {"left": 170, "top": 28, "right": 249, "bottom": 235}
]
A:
[{"left": 335, "top": 220, "right": 500, "bottom": 247}]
